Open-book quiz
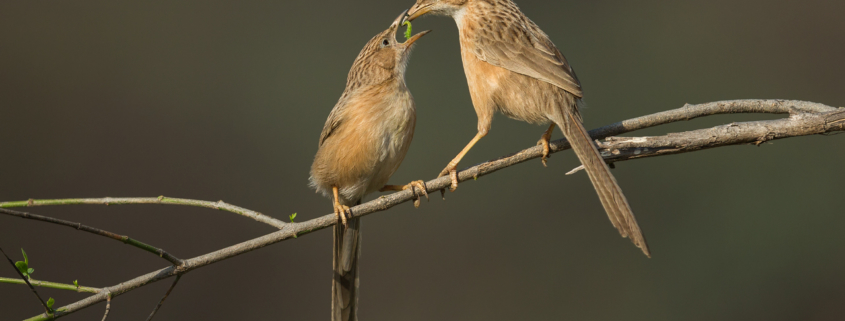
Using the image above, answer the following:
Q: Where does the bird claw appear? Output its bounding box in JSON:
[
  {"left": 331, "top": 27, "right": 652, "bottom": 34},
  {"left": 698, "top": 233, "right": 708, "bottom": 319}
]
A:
[
  {"left": 536, "top": 137, "right": 551, "bottom": 167},
  {"left": 334, "top": 203, "right": 351, "bottom": 227},
  {"left": 437, "top": 165, "right": 458, "bottom": 199},
  {"left": 403, "top": 180, "right": 429, "bottom": 208}
]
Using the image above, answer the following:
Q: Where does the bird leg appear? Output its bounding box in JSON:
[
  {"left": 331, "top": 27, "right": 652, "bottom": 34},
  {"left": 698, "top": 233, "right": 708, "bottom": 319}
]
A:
[
  {"left": 332, "top": 186, "right": 351, "bottom": 227},
  {"left": 380, "top": 180, "right": 429, "bottom": 208},
  {"left": 438, "top": 131, "right": 486, "bottom": 196},
  {"left": 536, "top": 124, "right": 555, "bottom": 167}
]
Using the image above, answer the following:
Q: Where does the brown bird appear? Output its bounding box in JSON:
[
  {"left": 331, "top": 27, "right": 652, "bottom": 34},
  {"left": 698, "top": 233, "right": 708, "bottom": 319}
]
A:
[
  {"left": 309, "top": 10, "right": 430, "bottom": 321},
  {"left": 406, "top": 0, "right": 649, "bottom": 256}
]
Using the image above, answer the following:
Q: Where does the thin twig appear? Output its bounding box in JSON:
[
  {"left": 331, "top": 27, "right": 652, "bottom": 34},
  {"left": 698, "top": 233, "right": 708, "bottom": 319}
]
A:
[
  {"left": 145, "top": 275, "right": 182, "bottom": 321},
  {"left": 100, "top": 291, "right": 111, "bottom": 321},
  {"left": 0, "top": 196, "right": 287, "bottom": 229},
  {"left": 0, "top": 208, "right": 184, "bottom": 266},
  {"left": 0, "top": 277, "right": 101, "bottom": 294},
  {"left": 1, "top": 247, "right": 52, "bottom": 317},
  {"left": 17, "top": 100, "right": 845, "bottom": 321},
  {"left": 565, "top": 165, "right": 585, "bottom": 175}
]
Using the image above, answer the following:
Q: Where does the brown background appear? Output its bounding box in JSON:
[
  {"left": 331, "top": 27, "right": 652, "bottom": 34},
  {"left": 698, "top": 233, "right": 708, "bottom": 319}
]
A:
[{"left": 1, "top": 0, "right": 844, "bottom": 320}]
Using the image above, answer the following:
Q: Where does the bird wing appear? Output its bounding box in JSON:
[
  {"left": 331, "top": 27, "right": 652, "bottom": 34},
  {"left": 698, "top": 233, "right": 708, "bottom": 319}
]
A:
[
  {"left": 318, "top": 92, "right": 353, "bottom": 147},
  {"left": 470, "top": 14, "right": 583, "bottom": 97}
]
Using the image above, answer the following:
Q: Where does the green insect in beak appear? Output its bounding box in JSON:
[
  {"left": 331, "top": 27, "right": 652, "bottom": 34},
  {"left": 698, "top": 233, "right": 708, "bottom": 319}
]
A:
[{"left": 403, "top": 21, "right": 412, "bottom": 39}]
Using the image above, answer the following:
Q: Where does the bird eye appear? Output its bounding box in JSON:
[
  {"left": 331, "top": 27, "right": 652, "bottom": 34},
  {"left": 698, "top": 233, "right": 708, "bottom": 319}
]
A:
[{"left": 381, "top": 39, "right": 390, "bottom": 47}]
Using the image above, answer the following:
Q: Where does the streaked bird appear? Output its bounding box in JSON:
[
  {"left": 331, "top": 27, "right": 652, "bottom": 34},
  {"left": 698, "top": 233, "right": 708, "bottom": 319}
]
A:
[
  {"left": 406, "top": 0, "right": 649, "bottom": 256},
  {"left": 309, "top": 11, "right": 431, "bottom": 321}
]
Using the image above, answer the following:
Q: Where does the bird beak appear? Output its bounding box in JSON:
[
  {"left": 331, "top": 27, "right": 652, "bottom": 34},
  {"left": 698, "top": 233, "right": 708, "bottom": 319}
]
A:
[
  {"left": 402, "top": 30, "right": 431, "bottom": 48},
  {"left": 391, "top": 9, "right": 430, "bottom": 49},
  {"left": 405, "top": 3, "right": 432, "bottom": 22},
  {"left": 393, "top": 9, "right": 410, "bottom": 28}
]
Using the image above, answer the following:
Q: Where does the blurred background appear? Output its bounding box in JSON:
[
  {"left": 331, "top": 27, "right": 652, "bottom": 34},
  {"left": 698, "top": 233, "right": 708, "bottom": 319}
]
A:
[{"left": 1, "top": 0, "right": 843, "bottom": 320}]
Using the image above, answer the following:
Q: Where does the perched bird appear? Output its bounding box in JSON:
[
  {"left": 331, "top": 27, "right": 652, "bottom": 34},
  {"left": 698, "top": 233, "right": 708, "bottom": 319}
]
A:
[
  {"left": 309, "top": 10, "right": 430, "bottom": 321},
  {"left": 405, "top": 0, "right": 649, "bottom": 256}
]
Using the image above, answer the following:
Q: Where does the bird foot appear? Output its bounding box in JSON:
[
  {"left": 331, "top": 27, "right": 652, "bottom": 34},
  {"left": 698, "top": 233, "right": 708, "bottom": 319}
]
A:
[
  {"left": 404, "top": 180, "right": 429, "bottom": 208},
  {"left": 536, "top": 137, "right": 551, "bottom": 167},
  {"left": 437, "top": 164, "right": 459, "bottom": 199},
  {"left": 333, "top": 203, "right": 351, "bottom": 227}
]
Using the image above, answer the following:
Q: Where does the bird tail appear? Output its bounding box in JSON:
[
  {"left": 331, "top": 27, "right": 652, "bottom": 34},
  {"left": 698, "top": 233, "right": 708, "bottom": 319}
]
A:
[
  {"left": 332, "top": 216, "right": 361, "bottom": 321},
  {"left": 554, "top": 102, "right": 650, "bottom": 257}
]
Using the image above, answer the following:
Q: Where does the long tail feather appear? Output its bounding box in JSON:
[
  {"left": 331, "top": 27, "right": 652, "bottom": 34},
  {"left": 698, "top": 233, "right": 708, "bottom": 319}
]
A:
[
  {"left": 333, "top": 217, "right": 361, "bottom": 320},
  {"left": 559, "top": 109, "right": 650, "bottom": 257}
]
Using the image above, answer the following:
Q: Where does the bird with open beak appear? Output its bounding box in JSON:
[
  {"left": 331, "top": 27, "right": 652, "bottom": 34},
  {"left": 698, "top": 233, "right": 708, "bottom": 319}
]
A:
[
  {"left": 405, "top": 0, "right": 650, "bottom": 256},
  {"left": 309, "top": 10, "right": 430, "bottom": 321}
]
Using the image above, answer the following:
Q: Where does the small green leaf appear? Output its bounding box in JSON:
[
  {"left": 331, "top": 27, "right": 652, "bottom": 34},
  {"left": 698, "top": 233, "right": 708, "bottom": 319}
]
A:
[
  {"left": 289, "top": 213, "right": 297, "bottom": 222},
  {"left": 292, "top": 233, "right": 297, "bottom": 239},
  {"left": 74, "top": 280, "right": 79, "bottom": 287},
  {"left": 21, "top": 249, "right": 28, "bottom": 265},
  {"left": 403, "top": 21, "right": 412, "bottom": 39},
  {"left": 27, "top": 268, "right": 34, "bottom": 275},
  {"left": 46, "top": 297, "right": 55, "bottom": 309},
  {"left": 15, "top": 261, "right": 28, "bottom": 275}
]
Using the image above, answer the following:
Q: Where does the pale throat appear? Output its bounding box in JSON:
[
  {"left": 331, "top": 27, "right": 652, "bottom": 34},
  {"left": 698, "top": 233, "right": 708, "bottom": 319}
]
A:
[{"left": 452, "top": 6, "right": 468, "bottom": 25}]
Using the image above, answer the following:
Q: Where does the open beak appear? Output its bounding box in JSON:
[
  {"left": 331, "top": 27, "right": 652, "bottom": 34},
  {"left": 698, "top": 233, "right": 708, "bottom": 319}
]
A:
[
  {"left": 402, "top": 30, "right": 430, "bottom": 47},
  {"left": 405, "top": 3, "right": 432, "bottom": 22},
  {"left": 391, "top": 9, "right": 431, "bottom": 49}
]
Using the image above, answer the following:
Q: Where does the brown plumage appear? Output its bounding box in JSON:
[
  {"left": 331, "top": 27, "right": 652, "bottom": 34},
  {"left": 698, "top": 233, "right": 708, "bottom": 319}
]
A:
[
  {"left": 406, "top": 0, "right": 650, "bottom": 256},
  {"left": 309, "top": 11, "right": 430, "bottom": 321}
]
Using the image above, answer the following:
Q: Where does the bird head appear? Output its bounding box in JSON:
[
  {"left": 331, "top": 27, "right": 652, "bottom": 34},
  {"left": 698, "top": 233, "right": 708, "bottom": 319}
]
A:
[{"left": 346, "top": 10, "right": 430, "bottom": 87}]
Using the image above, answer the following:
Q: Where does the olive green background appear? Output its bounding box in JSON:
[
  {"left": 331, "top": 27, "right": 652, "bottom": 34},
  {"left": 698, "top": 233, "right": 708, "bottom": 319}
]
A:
[{"left": 1, "top": 1, "right": 843, "bottom": 320}]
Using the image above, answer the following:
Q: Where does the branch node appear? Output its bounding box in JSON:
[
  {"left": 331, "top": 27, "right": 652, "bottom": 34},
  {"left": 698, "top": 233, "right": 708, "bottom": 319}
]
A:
[{"left": 27, "top": 199, "right": 34, "bottom": 206}]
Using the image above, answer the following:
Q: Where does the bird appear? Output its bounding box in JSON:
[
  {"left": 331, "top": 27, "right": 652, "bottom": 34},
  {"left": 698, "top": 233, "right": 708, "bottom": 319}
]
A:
[
  {"left": 309, "top": 10, "right": 430, "bottom": 321},
  {"left": 405, "top": 0, "right": 650, "bottom": 256}
]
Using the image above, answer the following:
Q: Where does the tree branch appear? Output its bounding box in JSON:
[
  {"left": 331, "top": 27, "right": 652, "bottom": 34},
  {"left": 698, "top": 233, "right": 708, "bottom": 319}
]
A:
[
  {"left": 14, "top": 99, "right": 844, "bottom": 320},
  {"left": 1, "top": 247, "right": 53, "bottom": 318},
  {"left": 584, "top": 99, "right": 836, "bottom": 140},
  {"left": 0, "top": 277, "right": 101, "bottom": 294},
  {"left": 0, "top": 208, "right": 184, "bottom": 266},
  {"left": 0, "top": 196, "right": 287, "bottom": 230},
  {"left": 145, "top": 275, "right": 182, "bottom": 321},
  {"left": 598, "top": 108, "right": 845, "bottom": 162},
  {"left": 100, "top": 291, "right": 111, "bottom": 321}
]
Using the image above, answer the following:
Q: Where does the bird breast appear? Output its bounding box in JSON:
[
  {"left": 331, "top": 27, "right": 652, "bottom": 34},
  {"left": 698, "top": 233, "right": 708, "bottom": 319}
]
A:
[
  {"left": 310, "top": 83, "right": 416, "bottom": 203},
  {"left": 356, "top": 85, "right": 416, "bottom": 197}
]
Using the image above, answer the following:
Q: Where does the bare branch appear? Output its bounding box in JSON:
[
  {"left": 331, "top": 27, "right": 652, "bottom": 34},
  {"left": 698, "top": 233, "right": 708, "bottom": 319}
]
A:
[
  {"left": 0, "top": 196, "right": 287, "bottom": 230},
  {"left": 0, "top": 277, "right": 101, "bottom": 294},
  {"left": 101, "top": 291, "right": 111, "bottom": 321},
  {"left": 17, "top": 100, "right": 845, "bottom": 320},
  {"left": 145, "top": 275, "right": 182, "bottom": 321},
  {"left": 585, "top": 99, "right": 836, "bottom": 140},
  {"left": 1, "top": 247, "right": 53, "bottom": 317},
  {"left": 565, "top": 165, "right": 585, "bottom": 175},
  {"left": 0, "top": 208, "right": 184, "bottom": 266},
  {"left": 597, "top": 108, "right": 845, "bottom": 162}
]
